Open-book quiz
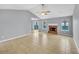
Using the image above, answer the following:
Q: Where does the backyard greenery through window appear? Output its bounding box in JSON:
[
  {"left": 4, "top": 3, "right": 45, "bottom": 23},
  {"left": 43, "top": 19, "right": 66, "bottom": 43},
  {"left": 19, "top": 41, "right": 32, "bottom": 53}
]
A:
[{"left": 61, "top": 21, "right": 69, "bottom": 32}]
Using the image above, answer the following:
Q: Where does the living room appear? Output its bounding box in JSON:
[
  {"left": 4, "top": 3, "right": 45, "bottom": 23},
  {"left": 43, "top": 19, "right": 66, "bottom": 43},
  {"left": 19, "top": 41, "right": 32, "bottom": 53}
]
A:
[{"left": 0, "top": 4, "right": 78, "bottom": 54}]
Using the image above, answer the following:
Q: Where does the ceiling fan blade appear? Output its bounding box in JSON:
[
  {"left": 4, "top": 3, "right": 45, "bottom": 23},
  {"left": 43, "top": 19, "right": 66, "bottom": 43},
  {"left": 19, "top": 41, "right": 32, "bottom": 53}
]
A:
[{"left": 46, "top": 11, "right": 51, "bottom": 13}]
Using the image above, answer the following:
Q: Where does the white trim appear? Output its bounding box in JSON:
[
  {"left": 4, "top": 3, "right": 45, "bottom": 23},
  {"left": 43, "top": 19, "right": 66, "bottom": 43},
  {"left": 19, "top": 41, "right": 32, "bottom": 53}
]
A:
[
  {"left": 58, "top": 33, "right": 73, "bottom": 37},
  {"left": 0, "top": 33, "right": 31, "bottom": 43},
  {"left": 48, "top": 24, "right": 58, "bottom": 26},
  {"left": 73, "top": 38, "right": 79, "bottom": 53}
]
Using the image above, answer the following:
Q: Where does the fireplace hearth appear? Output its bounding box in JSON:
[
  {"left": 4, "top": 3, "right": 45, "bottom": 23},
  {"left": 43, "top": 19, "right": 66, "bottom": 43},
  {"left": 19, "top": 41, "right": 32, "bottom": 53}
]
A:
[{"left": 48, "top": 25, "right": 57, "bottom": 34}]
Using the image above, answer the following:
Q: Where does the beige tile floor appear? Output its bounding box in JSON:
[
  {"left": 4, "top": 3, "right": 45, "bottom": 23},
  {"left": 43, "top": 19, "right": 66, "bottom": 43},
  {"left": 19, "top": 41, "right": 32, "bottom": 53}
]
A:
[{"left": 0, "top": 30, "right": 78, "bottom": 54}]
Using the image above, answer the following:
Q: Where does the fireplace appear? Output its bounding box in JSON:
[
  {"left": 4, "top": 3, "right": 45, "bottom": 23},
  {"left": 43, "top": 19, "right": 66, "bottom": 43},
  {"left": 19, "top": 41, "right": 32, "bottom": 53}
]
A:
[{"left": 48, "top": 25, "right": 57, "bottom": 34}]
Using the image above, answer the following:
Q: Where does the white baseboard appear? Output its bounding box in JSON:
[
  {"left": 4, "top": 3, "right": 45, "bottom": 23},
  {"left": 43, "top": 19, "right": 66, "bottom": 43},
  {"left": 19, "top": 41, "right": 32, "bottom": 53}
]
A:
[
  {"left": 58, "top": 33, "right": 73, "bottom": 37},
  {"left": 73, "top": 39, "right": 79, "bottom": 53},
  {"left": 0, "top": 33, "right": 31, "bottom": 43}
]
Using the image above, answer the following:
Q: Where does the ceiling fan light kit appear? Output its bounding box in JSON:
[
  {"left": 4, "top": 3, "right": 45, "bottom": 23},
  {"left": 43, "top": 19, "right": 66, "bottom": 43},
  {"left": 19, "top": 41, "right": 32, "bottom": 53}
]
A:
[{"left": 41, "top": 4, "right": 50, "bottom": 16}]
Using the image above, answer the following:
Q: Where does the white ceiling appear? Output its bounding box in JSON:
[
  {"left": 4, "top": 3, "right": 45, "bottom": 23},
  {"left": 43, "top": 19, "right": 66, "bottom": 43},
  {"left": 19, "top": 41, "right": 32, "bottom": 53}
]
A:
[
  {"left": 30, "top": 4, "right": 75, "bottom": 19},
  {"left": 0, "top": 4, "right": 75, "bottom": 19},
  {"left": 0, "top": 4, "right": 38, "bottom": 10}
]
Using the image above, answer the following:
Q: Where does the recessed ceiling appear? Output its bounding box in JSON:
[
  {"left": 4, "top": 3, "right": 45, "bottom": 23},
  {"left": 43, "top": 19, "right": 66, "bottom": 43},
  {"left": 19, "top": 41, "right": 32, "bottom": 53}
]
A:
[
  {"left": 0, "top": 4, "right": 75, "bottom": 19},
  {"left": 30, "top": 4, "right": 75, "bottom": 19}
]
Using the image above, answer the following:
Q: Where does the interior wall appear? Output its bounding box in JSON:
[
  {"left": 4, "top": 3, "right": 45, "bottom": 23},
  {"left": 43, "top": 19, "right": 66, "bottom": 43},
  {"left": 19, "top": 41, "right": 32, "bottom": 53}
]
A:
[
  {"left": 73, "top": 5, "right": 79, "bottom": 48},
  {"left": 46, "top": 16, "right": 73, "bottom": 36},
  {"left": 35, "top": 16, "right": 73, "bottom": 36},
  {"left": 0, "top": 10, "right": 38, "bottom": 41}
]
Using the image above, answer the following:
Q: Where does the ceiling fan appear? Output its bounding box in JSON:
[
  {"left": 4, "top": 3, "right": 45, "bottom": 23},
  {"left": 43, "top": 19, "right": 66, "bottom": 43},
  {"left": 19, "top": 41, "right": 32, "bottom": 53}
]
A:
[
  {"left": 36, "top": 4, "right": 51, "bottom": 16},
  {"left": 40, "top": 4, "right": 51, "bottom": 15}
]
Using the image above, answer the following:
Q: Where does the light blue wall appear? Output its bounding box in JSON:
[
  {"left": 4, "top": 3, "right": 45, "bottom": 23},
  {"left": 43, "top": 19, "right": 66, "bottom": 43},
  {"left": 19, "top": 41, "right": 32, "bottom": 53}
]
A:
[
  {"left": 47, "top": 16, "right": 73, "bottom": 36},
  {"left": 0, "top": 10, "right": 38, "bottom": 41},
  {"left": 32, "top": 16, "right": 73, "bottom": 36},
  {"left": 73, "top": 5, "right": 79, "bottom": 48},
  {"left": 43, "top": 16, "right": 73, "bottom": 36}
]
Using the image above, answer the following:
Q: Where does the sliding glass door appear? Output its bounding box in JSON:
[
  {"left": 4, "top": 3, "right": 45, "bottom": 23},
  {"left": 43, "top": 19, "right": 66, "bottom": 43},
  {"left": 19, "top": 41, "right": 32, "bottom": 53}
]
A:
[
  {"left": 32, "top": 20, "right": 40, "bottom": 30},
  {"left": 31, "top": 20, "right": 48, "bottom": 32}
]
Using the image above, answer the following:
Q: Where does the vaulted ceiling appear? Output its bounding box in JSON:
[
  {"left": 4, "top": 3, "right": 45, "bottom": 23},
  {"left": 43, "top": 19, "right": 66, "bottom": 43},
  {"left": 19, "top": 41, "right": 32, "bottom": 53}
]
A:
[{"left": 0, "top": 4, "right": 75, "bottom": 19}]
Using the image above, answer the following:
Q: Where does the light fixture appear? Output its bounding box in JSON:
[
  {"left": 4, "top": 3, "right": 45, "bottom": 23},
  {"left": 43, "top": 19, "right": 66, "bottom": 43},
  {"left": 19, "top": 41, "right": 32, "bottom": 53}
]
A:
[{"left": 41, "top": 4, "right": 50, "bottom": 16}]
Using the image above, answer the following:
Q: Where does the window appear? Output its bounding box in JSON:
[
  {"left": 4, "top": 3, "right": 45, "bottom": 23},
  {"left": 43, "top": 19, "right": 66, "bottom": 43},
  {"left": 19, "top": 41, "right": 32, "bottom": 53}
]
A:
[
  {"left": 34, "top": 22, "right": 39, "bottom": 30},
  {"left": 43, "top": 21, "right": 46, "bottom": 29},
  {"left": 61, "top": 21, "right": 69, "bottom": 32},
  {"left": 42, "top": 21, "right": 47, "bottom": 32}
]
